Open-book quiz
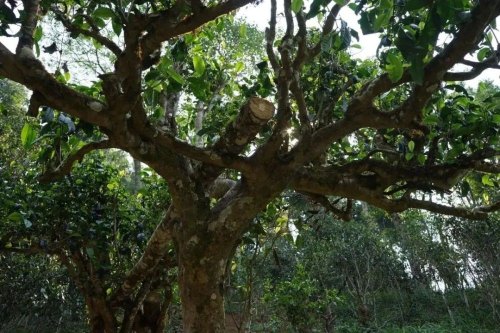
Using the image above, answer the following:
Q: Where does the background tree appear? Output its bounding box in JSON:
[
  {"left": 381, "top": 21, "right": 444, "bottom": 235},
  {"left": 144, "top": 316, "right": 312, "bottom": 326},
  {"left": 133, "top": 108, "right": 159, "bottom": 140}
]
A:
[
  {"left": 0, "top": 78, "right": 172, "bottom": 331},
  {"left": 0, "top": 0, "right": 499, "bottom": 332},
  {"left": 225, "top": 205, "right": 499, "bottom": 332}
]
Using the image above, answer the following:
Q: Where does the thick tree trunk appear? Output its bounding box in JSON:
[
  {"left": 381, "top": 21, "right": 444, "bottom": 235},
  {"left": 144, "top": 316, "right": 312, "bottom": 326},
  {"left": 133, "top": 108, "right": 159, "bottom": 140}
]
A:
[
  {"left": 131, "top": 289, "right": 171, "bottom": 333},
  {"left": 173, "top": 212, "right": 244, "bottom": 333},
  {"left": 85, "top": 293, "right": 171, "bottom": 333},
  {"left": 86, "top": 298, "right": 117, "bottom": 333},
  {"left": 178, "top": 248, "right": 229, "bottom": 332}
]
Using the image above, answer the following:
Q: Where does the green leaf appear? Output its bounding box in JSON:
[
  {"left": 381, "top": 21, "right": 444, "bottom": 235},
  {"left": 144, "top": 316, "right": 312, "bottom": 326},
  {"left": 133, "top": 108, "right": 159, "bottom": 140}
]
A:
[
  {"left": 321, "top": 34, "right": 333, "bottom": 52},
  {"left": 492, "top": 114, "right": 500, "bottom": 124},
  {"left": 405, "top": 152, "right": 414, "bottom": 161},
  {"left": 385, "top": 52, "right": 404, "bottom": 82},
  {"left": 21, "top": 123, "right": 37, "bottom": 149},
  {"left": 423, "top": 114, "right": 439, "bottom": 125},
  {"left": 35, "top": 42, "right": 40, "bottom": 57},
  {"left": 192, "top": 55, "right": 206, "bottom": 77},
  {"left": 239, "top": 24, "right": 247, "bottom": 38},
  {"left": 291, "top": 0, "right": 303, "bottom": 13},
  {"left": 338, "top": 20, "right": 351, "bottom": 50},
  {"left": 409, "top": 56, "right": 425, "bottom": 85},
  {"left": 306, "top": 0, "right": 324, "bottom": 19},
  {"left": 444, "top": 84, "right": 470, "bottom": 97},
  {"left": 460, "top": 180, "right": 471, "bottom": 197},
  {"left": 234, "top": 61, "right": 245, "bottom": 73},
  {"left": 166, "top": 67, "right": 186, "bottom": 84},
  {"left": 93, "top": 17, "right": 106, "bottom": 28},
  {"left": 350, "top": 28, "right": 359, "bottom": 41},
  {"left": 359, "top": 12, "right": 375, "bottom": 34},
  {"left": 92, "top": 38, "right": 102, "bottom": 50},
  {"left": 405, "top": 0, "right": 431, "bottom": 11},
  {"left": 408, "top": 140, "right": 415, "bottom": 152},
  {"left": 86, "top": 247, "right": 95, "bottom": 258},
  {"left": 423, "top": 7, "right": 442, "bottom": 42},
  {"left": 112, "top": 19, "right": 122, "bottom": 36},
  {"left": 374, "top": 10, "right": 391, "bottom": 31},
  {"left": 24, "top": 218, "right": 32, "bottom": 229},
  {"left": 0, "top": 4, "right": 16, "bottom": 24},
  {"left": 94, "top": 7, "right": 115, "bottom": 19},
  {"left": 7, "top": 212, "right": 23, "bottom": 223},
  {"left": 417, "top": 153, "right": 426, "bottom": 165},
  {"left": 395, "top": 30, "right": 416, "bottom": 61},
  {"left": 34, "top": 26, "right": 43, "bottom": 42},
  {"left": 477, "top": 48, "right": 491, "bottom": 62},
  {"left": 188, "top": 77, "right": 209, "bottom": 100},
  {"left": 481, "top": 175, "right": 494, "bottom": 187}
]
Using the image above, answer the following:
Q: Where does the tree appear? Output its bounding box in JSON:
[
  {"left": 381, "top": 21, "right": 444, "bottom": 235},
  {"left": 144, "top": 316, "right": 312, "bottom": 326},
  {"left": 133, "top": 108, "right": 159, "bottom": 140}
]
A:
[
  {"left": 228, "top": 205, "right": 499, "bottom": 332},
  {"left": 0, "top": 89, "right": 171, "bottom": 330},
  {"left": 0, "top": 0, "right": 499, "bottom": 331}
]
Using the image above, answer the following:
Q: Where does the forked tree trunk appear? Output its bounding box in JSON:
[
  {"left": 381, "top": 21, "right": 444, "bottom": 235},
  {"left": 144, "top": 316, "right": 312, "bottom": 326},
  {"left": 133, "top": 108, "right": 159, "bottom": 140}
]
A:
[
  {"left": 76, "top": 265, "right": 171, "bottom": 333},
  {"left": 84, "top": 293, "right": 171, "bottom": 333},
  {"left": 85, "top": 297, "right": 117, "bottom": 333}
]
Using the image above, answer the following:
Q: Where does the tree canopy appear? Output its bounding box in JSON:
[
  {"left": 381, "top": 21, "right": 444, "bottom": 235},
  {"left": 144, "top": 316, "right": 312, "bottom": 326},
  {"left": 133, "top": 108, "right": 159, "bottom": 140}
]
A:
[{"left": 0, "top": 0, "right": 499, "bottom": 332}]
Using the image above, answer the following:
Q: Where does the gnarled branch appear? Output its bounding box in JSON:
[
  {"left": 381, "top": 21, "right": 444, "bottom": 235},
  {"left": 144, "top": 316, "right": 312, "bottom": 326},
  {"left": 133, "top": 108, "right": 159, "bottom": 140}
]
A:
[
  {"left": 52, "top": 7, "right": 122, "bottom": 56},
  {"left": 308, "top": 4, "right": 344, "bottom": 59},
  {"left": 291, "top": 147, "right": 500, "bottom": 219},
  {"left": 39, "top": 140, "right": 115, "bottom": 183},
  {"left": 110, "top": 209, "right": 174, "bottom": 308},
  {"left": 0, "top": 44, "right": 111, "bottom": 127},
  {"left": 444, "top": 45, "right": 500, "bottom": 81},
  {"left": 197, "top": 97, "right": 275, "bottom": 183},
  {"left": 301, "top": 191, "right": 352, "bottom": 221},
  {"left": 16, "top": 0, "right": 40, "bottom": 53},
  {"left": 265, "top": 0, "right": 279, "bottom": 71},
  {"left": 141, "top": 0, "right": 257, "bottom": 59}
]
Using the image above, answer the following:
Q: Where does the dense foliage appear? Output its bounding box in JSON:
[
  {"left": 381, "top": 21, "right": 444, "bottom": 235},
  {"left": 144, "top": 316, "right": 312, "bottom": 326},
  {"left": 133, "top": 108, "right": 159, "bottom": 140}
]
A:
[{"left": 224, "top": 204, "right": 500, "bottom": 332}]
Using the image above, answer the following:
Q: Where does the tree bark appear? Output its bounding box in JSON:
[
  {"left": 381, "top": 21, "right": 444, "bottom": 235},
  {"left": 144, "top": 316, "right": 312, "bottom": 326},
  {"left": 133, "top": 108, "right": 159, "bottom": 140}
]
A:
[
  {"left": 178, "top": 246, "right": 229, "bottom": 332},
  {"left": 132, "top": 159, "right": 142, "bottom": 193},
  {"left": 173, "top": 203, "right": 255, "bottom": 332},
  {"left": 85, "top": 297, "right": 117, "bottom": 333}
]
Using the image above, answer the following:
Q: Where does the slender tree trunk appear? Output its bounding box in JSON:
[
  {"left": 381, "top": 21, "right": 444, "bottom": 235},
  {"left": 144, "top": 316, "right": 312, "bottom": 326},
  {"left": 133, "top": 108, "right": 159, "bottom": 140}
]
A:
[
  {"left": 441, "top": 289, "right": 455, "bottom": 326},
  {"left": 323, "top": 304, "right": 336, "bottom": 333},
  {"left": 132, "top": 159, "right": 142, "bottom": 193},
  {"left": 194, "top": 100, "right": 205, "bottom": 147}
]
